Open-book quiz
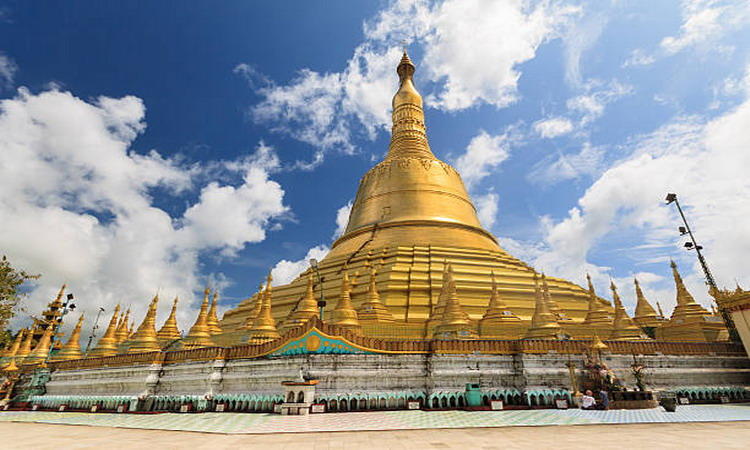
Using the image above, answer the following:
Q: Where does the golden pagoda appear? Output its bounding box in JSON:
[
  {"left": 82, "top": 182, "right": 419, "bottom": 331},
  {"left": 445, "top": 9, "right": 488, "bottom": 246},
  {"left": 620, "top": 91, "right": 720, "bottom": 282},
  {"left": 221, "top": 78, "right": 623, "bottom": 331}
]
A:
[
  {"left": 582, "top": 274, "right": 613, "bottom": 327},
  {"left": 433, "top": 265, "right": 476, "bottom": 339},
  {"left": 479, "top": 272, "right": 522, "bottom": 338},
  {"left": 247, "top": 274, "right": 280, "bottom": 341},
  {"left": 51, "top": 314, "right": 85, "bottom": 361},
  {"left": 330, "top": 271, "right": 361, "bottom": 333},
  {"left": 25, "top": 324, "right": 54, "bottom": 365},
  {"left": 279, "top": 273, "right": 319, "bottom": 332},
  {"left": 0, "top": 330, "right": 25, "bottom": 368},
  {"left": 524, "top": 274, "right": 561, "bottom": 339},
  {"left": 357, "top": 267, "right": 395, "bottom": 323},
  {"left": 124, "top": 294, "right": 161, "bottom": 353},
  {"left": 608, "top": 281, "right": 645, "bottom": 340},
  {"left": 15, "top": 328, "right": 33, "bottom": 360},
  {"left": 219, "top": 51, "right": 610, "bottom": 338},
  {"left": 115, "top": 308, "right": 131, "bottom": 344},
  {"left": 632, "top": 278, "right": 664, "bottom": 330},
  {"left": 88, "top": 305, "right": 121, "bottom": 358},
  {"left": 656, "top": 261, "right": 728, "bottom": 342},
  {"left": 157, "top": 297, "right": 182, "bottom": 341},
  {"left": 207, "top": 291, "right": 223, "bottom": 335},
  {"left": 30, "top": 284, "right": 67, "bottom": 349},
  {"left": 182, "top": 288, "right": 217, "bottom": 349}
]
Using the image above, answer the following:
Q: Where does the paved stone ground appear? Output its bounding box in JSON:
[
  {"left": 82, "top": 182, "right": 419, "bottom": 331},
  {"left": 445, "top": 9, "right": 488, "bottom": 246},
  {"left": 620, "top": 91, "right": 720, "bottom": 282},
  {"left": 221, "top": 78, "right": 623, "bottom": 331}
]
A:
[
  {"left": 0, "top": 420, "right": 749, "bottom": 449},
  {"left": 1, "top": 404, "right": 750, "bottom": 434}
]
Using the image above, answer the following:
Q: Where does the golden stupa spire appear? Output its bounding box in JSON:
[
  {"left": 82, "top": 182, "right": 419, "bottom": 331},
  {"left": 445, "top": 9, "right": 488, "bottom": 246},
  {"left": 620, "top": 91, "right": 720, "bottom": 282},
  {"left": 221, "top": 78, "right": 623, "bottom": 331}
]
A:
[
  {"left": 183, "top": 287, "right": 217, "bottom": 349},
  {"left": 88, "top": 304, "right": 121, "bottom": 357},
  {"left": 540, "top": 274, "right": 564, "bottom": 319},
  {"left": 524, "top": 273, "right": 561, "bottom": 339},
  {"left": 669, "top": 260, "right": 709, "bottom": 319},
  {"left": 357, "top": 266, "right": 395, "bottom": 322},
  {"left": 433, "top": 264, "right": 476, "bottom": 339},
  {"left": 331, "top": 270, "right": 361, "bottom": 333},
  {"left": 25, "top": 323, "right": 54, "bottom": 365},
  {"left": 608, "top": 280, "right": 645, "bottom": 340},
  {"left": 115, "top": 308, "right": 131, "bottom": 344},
  {"left": 248, "top": 273, "right": 281, "bottom": 341},
  {"left": 479, "top": 271, "right": 521, "bottom": 336},
  {"left": 387, "top": 50, "right": 434, "bottom": 160},
  {"left": 582, "top": 273, "right": 612, "bottom": 326},
  {"left": 15, "top": 328, "right": 33, "bottom": 360},
  {"left": 207, "top": 291, "right": 223, "bottom": 335},
  {"left": 157, "top": 296, "right": 182, "bottom": 341},
  {"left": 126, "top": 294, "right": 162, "bottom": 353},
  {"left": 429, "top": 262, "right": 450, "bottom": 325},
  {"left": 51, "top": 314, "right": 85, "bottom": 361},
  {"left": 243, "top": 283, "right": 264, "bottom": 330},
  {"left": 281, "top": 273, "right": 319, "bottom": 331},
  {"left": 2, "top": 329, "right": 25, "bottom": 359},
  {"left": 632, "top": 278, "right": 662, "bottom": 328},
  {"left": 52, "top": 283, "right": 66, "bottom": 308}
]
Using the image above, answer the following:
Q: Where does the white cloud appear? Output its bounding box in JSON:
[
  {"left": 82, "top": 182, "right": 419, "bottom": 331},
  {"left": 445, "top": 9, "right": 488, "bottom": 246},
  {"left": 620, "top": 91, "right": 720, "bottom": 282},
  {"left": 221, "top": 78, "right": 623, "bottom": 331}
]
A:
[
  {"left": 452, "top": 130, "right": 511, "bottom": 190},
  {"left": 528, "top": 142, "right": 604, "bottom": 185},
  {"left": 566, "top": 80, "right": 633, "bottom": 125},
  {"left": 333, "top": 201, "right": 353, "bottom": 239},
  {"left": 660, "top": 0, "right": 742, "bottom": 55},
  {"left": 0, "top": 88, "right": 288, "bottom": 336},
  {"left": 474, "top": 191, "right": 499, "bottom": 230},
  {"left": 242, "top": 0, "right": 578, "bottom": 159},
  {"left": 0, "top": 53, "right": 16, "bottom": 89},
  {"left": 563, "top": 10, "right": 607, "bottom": 87},
  {"left": 534, "top": 117, "right": 574, "bottom": 138},
  {"left": 622, "top": 49, "right": 656, "bottom": 67},
  {"left": 270, "top": 245, "right": 330, "bottom": 286}
]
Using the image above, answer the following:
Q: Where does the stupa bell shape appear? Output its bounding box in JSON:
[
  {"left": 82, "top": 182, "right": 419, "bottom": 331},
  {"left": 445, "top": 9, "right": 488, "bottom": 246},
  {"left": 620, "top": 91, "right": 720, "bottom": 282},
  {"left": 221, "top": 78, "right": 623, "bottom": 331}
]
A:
[
  {"left": 582, "top": 274, "right": 613, "bottom": 327},
  {"left": 1, "top": 329, "right": 26, "bottom": 369},
  {"left": 182, "top": 288, "right": 217, "bottom": 349},
  {"left": 433, "top": 265, "right": 476, "bottom": 339},
  {"left": 280, "top": 273, "right": 319, "bottom": 332},
  {"left": 88, "top": 305, "right": 121, "bottom": 358},
  {"left": 25, "top": 324, "right": 54, "bottom": 365},
  {"left": 632, "top": 278, "right": 663, "bottom": 329},
  {"left": 52, "top": 314, "right": 85, "bottom": 361},
  {"left": 126, "top": 294, "right": 162, "bottom": 353},
  {"left": 15, "top": 328, "right": 33, "bottom": 359},
  {"left": 608, "top": 281, "right": 645, "bottom": 341},
  {"left": 157, "top": 297, "right": 182, "bottom": 341},
  {"left": 331, "top": 271, "right": 361, "bottom": 333},
  {"left": 524, "top": 274, "right": 561, "bottom": 339},
  {"left": 207, "top": 291, "right": 223, "bottom": 335},
  {"left": 248, "top": 274, "right": 281, "bottom": 341}
]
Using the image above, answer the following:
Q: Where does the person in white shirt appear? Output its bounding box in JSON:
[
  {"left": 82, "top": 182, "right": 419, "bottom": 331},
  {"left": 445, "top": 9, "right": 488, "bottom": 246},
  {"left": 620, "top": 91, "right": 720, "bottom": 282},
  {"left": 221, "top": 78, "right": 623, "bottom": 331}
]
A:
[{"left": 581, "top": 390, "right": 597, "bottom": 410}]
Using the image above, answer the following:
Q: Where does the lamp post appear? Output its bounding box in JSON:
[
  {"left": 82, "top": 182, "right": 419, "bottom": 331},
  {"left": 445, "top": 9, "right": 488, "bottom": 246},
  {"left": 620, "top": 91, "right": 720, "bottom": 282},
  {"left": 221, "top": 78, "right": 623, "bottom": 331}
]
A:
[
  {"left": 309, "top": 259, "right": 326, "bottom": 320},
  {"left": 46, "top": 293, "right": 76, "bottom": 362},
  {"left": 664, "top": 193, "right": 716, "bottom": 289},
  {"left": 85, "top": 307, "right": 106, "bottom": 354}
]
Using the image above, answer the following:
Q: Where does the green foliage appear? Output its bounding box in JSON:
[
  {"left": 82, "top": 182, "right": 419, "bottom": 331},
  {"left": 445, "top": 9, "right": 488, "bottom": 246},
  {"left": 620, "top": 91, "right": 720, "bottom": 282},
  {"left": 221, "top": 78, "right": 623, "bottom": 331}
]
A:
[{"left": 0, "top": 255, "right": 40, "bottom": 345}]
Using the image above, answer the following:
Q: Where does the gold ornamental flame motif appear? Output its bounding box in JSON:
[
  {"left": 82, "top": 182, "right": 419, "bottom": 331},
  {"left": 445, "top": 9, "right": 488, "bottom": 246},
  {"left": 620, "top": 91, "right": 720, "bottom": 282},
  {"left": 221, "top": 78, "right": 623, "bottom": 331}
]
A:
[{"left": 305, "top": 334, "right": 321, "bottom": 352}]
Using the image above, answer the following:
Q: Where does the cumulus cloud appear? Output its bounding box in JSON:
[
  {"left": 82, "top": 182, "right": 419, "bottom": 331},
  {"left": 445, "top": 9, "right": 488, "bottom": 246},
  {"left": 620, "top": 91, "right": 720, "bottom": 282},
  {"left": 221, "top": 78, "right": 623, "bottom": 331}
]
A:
[
  {"left": 452, "top": 130, "right": 511, "bottom": 190},
  {"left": 0, "top": 53, "right": 16, "bottom": 89},
  {"left": 270, "top": 245, "right": 330, "bottom": 286},
  {"left": 0, "top": 88, "right": 288, "bottom": 335},
  {"left": 533, "top": 117, "right": 574, "bottom": 138},
  {"left": 474, "top": 191, "right": 500, "bottom": 229},
  {"left": 566, "top": 80, "right": 633, "bottom": 125},
  {"left": 333, "top": 201, "right": 353, "bottom": 239},
  {"left": 241, "top": 0, "right": 578, "bottom": 160}
]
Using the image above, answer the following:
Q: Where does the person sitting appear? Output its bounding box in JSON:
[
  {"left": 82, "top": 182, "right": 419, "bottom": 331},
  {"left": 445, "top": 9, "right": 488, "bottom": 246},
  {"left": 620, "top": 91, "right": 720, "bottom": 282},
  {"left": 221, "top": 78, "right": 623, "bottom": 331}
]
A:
[
  {"left": 581, "top": 390, "right": 597, "bottom": 410},
  {"left": 599, "top": 389, "right": 610, "bottom": 410}
]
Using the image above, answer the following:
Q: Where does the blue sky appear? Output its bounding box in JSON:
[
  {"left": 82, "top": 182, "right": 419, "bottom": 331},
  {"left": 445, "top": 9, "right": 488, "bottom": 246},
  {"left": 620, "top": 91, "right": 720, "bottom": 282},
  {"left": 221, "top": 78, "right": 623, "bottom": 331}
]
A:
[{"left": 1, "top": 0, "right": 749, "bottom": 333}]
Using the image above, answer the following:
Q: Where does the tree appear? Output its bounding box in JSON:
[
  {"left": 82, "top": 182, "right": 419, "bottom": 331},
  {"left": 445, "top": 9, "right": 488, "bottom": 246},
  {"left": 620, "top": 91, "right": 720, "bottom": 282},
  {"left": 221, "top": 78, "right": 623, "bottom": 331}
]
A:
[{"left": 0, "top": 256, "right": 40, "bottom": 346}]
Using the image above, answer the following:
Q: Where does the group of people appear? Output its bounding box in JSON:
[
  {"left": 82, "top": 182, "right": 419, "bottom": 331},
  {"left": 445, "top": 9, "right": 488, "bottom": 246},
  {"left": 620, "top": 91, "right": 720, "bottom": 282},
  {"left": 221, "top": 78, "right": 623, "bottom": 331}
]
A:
[{"left": 580, "top": 389, "right": 609, "bottom": 410}]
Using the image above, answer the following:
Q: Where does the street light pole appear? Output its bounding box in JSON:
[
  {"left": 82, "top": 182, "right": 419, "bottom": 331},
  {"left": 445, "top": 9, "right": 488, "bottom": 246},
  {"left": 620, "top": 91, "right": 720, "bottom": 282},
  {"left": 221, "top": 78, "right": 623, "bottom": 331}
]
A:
[
  {"left": 665, "top": 193, "right": 717, "bottom": 290},
  {"left": 85, "top": 307, "right": 106, "bottom": 354}
]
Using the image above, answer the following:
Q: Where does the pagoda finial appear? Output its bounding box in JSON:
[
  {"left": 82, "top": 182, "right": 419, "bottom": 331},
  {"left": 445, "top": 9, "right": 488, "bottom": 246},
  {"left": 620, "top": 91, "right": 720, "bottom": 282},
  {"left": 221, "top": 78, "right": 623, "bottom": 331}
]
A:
[
  {"left": 207, "top": 290, "right": 223, "bottom": 335},
  {"left": 248, "top": 272, "right": 281, "bottom": 341},
  {"left": 183, "top": 288, "right": 216, "bottom": 349},
  {"left": 433, "top": 264, "right": 476, "bottom": 339},
  {"left": 357, "top": 266, "right": 395, "bottom": 322},
  {"left": 429, "top": 261, "right": 450, "bottom": 324},
  {"left": 388, "top": 48, "right": 433, "bottom": 160},
  {"left": 479, "top": 271, "right": 520, "bottom": 336},
  {"left": 281, "top": 273, "right": 319, "bottom": 332},
  {"left": 52, "top": 314, "right": 85, "bottom": 361},
  {"left": 244, "top": 283, "right": 265, "bottom": 329},
  {"left": 88, "top": 304, "right": 121, "bottom": 357},
  {"left": 157, "top": 296, "right": 182, "bottom": 341},
  {"left": 540, "top": 274, "right": 562, "bottom": 317},
  {"left": 15, "top": 328, "right": 33, "bottom": 360},
  {"left": 667, "top": 260, "right": 711, "bottom": 321},
  {"left": 115, "top": 308, "right": 131, "bottom": 344},
  {"left": 524, "top": 273, "right": 561, "bottom": 339},
  {"left": 126, "top": 294, "right": 161, "bottom": 353},
  {"left": 609, "top": 280, "right": 645, "bottom": 340},
  {"left": 331, "top": 271, "right": 361, "bottom": 333},
  {"left": 632, "top": 278, "right": 662, "bottom": 328},
  {"left": 583, "top": 273, "right": 612, "bottom": 327},
  {"left": 52, "top": 283, "right": 66, "bottom": 306}
]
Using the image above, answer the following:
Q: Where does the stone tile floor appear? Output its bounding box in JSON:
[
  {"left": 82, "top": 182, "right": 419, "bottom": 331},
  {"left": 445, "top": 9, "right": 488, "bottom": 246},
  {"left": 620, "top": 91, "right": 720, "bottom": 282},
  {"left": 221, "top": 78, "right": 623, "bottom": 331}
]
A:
[{"left": 0, "top": 404, "right": 749, "bottom": 434}]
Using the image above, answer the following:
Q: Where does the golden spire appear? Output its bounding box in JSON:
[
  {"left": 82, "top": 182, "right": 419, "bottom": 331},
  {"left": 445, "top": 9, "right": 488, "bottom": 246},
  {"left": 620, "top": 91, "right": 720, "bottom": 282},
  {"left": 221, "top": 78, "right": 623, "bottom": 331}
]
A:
[
  {"left": 357, "top": 266, "right": 395, "bottom": 322},
  {"left": 669, "top": 260, "right": 710, "bottom": 319},
  {"left": 207, "top": 291, "right": 223, "bottom": 335},
  {"left": 2, "top": 329, "right": 24, "bottom": 359},
  {"left": 331, "top": 270, "right": 361, "bottom": 333},
  {"left": 25, "top": 323, "right": 54, "bottom": 365},
  {"left": 183, "top": 287, "right": 217, "bottom": 349},
  {"left": 590, "top": 333, "right": 608, "bottom": 351},
  {"left": 15, "top": 328, "right": 33, "bottom": 360},
  {"left": 248, "top": 274, "right": 281, "bottom": 341},
  {"left": 387, "top": 50, "right": 434, "bottom": 160},
  {"left": 429, "top": 262, "right": 450, "bottom": 325},
  {"left": 582, "top": 273, "right": 612, "bottom": 326},
  {"left": 479, "top": 271, "right": 520, "bottom": 336},
  {"left": 632, "top": 278, "right": 662, "bottom": 328},
  {"left": 88, "top": 304, "right": 121, "bottom": 357},
  {"left": 243, "top": 284, "right": 264, "bottom": 329},
  {"left": 126, "top": 294, "right": 162, "bottom": 353},
  {"left": 115, "top": 308, "right": 131, "bottom": 344},
  {"left": 280, "top": 273, "right": 319, "bottom": 331},
  {"left": 157, "top": 296, "right": 182, "bottom": 341},
  {"left": 540, "top": 274, "right": 564, "bottom": 319},
  {"left": 52, "top": 283, "right": 66, "bottom": 308},
  {"left": 524, "top": 273, "right": 561, "bottom": 339},
  {"left": 433, "top": 264, "right": 476, "bottom": 339},
  {"left": 608, "top": 281, "right": 645, "bottom": 340},
  {"left": 51, "top": 314, "right": 85, "bottom": 361}
]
